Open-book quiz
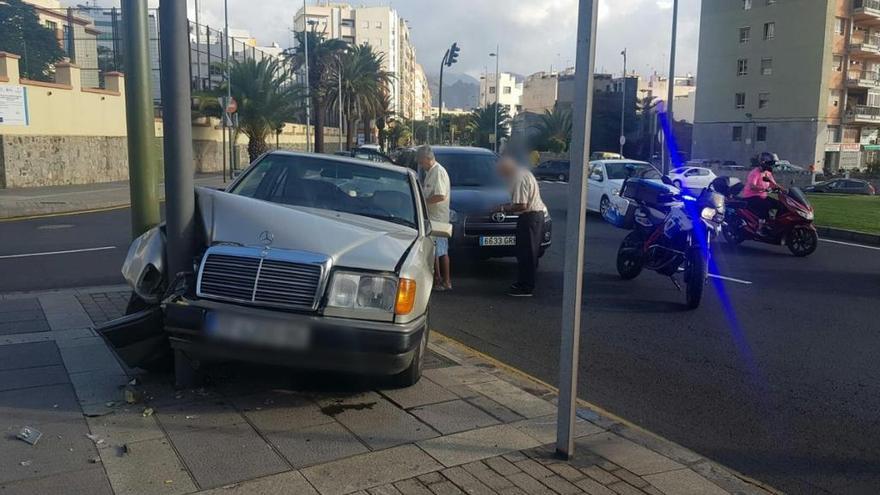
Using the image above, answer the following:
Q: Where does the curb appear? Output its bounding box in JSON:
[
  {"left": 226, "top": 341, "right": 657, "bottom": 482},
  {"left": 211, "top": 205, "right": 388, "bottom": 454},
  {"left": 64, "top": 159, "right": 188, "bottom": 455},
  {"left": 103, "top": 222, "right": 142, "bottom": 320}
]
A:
[
  {"left": 431, "top": 333, "right": 783, "bottom": 495},
  {"left": 817, "top": 226, "right": 880, "bottom": 246}
]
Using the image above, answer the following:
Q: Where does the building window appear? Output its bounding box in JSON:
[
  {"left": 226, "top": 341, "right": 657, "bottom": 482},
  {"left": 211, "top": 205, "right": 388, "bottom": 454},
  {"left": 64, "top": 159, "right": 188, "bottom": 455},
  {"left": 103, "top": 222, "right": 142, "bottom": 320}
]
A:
[
  {"left": 503, "top": 86, "right": 512, "bottom": 94},
  {"left": 760, "top": 58, "right": 773, "bottom": 76},
  {"left": 375, "top": 21, "right": 382, "bottom": 28},
  {"left": 764, "top": 22, "right": 775, "bottom": 40},
  {"left": 489, "top": 86, "right": 496, "bottom": 95},
  {"left": 759, "top": 92, "right": 770, "bottom": 109},
  {"left": 827, "top": 125, "right": 841, "bottom": 143},
  {"left": 739, "top": 27, "right": 751, "bottom": 43},
  {"left": 843, "top": 127, "right": 860, "bottom": 142},
  {"left": 833, "top": 55, "right": 843, "bottom": 72},
  {"left": 835, "top": 18, "right": 846, "bottom": 36},
  {"left": 743, "top": 0, "right": 752, "bottom": 10},
  {"left": 733, "top": 126, "right": 744, "bottom": 141},
  {"left": 341, "top": 19, "right": 354, "bottom": 28},
  {"left": 45, "top": 20, "right": 58, "bottom": 31},
  {"left": 737, "top": 59, "right": 749, "bottom": 76},
  {"left": 829, "top": 89, "right": 841, "bottom": 108},
  {"left": 361, "top": 20, "right": 369, "bottom": 28},
  {"left": 757, "top": 126, "right": 768, "bottom": 142},
  {"left": 735, "top": 92, "right": 746, "bottom": 109}
]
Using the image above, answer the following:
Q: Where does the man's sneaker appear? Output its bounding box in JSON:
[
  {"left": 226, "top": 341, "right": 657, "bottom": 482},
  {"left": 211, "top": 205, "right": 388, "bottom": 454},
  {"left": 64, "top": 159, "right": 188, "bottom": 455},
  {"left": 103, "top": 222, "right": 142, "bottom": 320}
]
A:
[{"left": 508, "top": 287, "right": 533, "bottom": 297}]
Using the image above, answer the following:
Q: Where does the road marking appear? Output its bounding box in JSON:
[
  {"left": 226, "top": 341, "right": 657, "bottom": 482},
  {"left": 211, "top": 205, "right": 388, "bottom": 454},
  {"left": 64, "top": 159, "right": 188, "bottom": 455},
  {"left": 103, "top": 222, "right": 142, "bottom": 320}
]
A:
[
  {"left": 0, "top": 204, "right": 130, "bottom": 223},
  {"left": 36, "top": 224, "right": 75, "bottom": 230},
  {"left": 820, "top": 238, "right": 880, "bottom": 251},
  {"left": 0, "top": 246, "right": 116, "bottom": 260},
  {"left": 708, "top": 274, "right": 753, "bottom": 285}
]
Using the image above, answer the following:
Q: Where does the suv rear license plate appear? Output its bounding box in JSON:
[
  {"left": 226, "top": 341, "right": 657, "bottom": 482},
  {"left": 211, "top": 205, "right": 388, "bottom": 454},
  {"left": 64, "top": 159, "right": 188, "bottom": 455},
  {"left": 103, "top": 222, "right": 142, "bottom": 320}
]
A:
[
  {"left": 480, "top": 236, "right": 516, "bottom": 247},
  {"left": 205, "top": 312, "right": 309, "bottom": 350}
]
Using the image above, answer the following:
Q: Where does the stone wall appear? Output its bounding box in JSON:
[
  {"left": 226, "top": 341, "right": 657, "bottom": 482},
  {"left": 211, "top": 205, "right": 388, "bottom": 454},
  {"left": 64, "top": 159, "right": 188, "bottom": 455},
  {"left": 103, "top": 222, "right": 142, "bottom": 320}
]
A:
[{"left": 0, "top": 135, "right": 131, "bottom": 188}]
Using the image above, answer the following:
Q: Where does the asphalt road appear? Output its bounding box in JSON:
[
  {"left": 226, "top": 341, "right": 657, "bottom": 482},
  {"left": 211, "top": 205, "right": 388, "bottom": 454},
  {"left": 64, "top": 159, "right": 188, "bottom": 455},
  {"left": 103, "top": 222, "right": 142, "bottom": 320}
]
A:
[{"left": 1, "top": 185, "right": 879, "bottom": 494}]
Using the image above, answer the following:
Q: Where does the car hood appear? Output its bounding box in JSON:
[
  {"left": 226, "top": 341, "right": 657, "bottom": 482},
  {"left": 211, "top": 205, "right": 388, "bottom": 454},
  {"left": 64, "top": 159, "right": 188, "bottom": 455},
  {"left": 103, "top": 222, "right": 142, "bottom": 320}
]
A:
[
  {"left": 195, "top": 187, "right": 417, "bottom": 271},
  {"left": 450, "top": 187, "right": 510, "bottom": 216}
]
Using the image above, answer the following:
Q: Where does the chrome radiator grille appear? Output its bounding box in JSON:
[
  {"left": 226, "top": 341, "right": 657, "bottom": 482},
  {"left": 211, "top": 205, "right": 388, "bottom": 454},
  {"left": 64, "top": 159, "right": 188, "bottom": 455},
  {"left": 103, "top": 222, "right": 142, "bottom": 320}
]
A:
[{"left": 196, "top": 246, "right": 327, "bottom": 310}]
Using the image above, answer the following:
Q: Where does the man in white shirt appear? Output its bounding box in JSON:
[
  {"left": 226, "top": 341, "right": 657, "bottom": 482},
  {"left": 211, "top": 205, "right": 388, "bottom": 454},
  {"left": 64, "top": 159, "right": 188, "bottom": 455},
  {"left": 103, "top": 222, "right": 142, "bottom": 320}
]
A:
[
  {"left": 418, "top": 145, "right": 452, "bottom": 291},
  {"left": 495, "top": 157, "right": 547, "bottom": 297}
]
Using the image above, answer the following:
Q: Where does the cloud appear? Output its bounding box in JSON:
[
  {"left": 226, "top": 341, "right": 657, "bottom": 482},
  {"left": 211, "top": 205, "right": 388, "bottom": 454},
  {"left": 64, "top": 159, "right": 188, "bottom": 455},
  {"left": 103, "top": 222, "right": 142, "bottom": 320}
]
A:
[{"left": 66, "top": 0, "right": 700, "bottom": 80}]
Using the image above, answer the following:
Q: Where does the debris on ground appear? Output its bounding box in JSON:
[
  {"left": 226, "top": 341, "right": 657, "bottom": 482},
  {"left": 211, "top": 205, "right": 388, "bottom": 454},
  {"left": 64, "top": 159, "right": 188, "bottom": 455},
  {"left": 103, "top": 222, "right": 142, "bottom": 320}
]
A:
[
  {"left": 89, "top": 456, "right": 102, "bottom": 464},
  {"left": 185, "top": 415, "right": 198, "bottom": 420},
  {"left": 142, "top": 407, "right": 155, "bottom": 417},
  {"left": 164, "top": 480, "right": 174, "bottom": 485},
  {"left": 128, "top": 378, "right": 140, "bottom": 387},
  {"left": 117, "top": 444, "right": 129, "bottom": 456},
  {"left": 16, "top": 427, "right": 42, "bottom": 446},
  {"left": 124, "top": 386, "right": 144, "bottom": 404},
  {"left": 85, "top": 434, "right": 105, "bottom": 446},
  {"left": 20, "top": 460, "right": 32, "bottom": 467}
]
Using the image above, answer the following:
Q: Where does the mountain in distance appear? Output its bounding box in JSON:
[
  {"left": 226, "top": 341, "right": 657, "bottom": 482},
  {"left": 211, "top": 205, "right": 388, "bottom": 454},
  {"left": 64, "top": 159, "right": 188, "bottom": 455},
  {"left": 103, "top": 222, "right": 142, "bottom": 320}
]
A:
[{"left": 427, "top": 72, "right": 480, "bottom": 110}]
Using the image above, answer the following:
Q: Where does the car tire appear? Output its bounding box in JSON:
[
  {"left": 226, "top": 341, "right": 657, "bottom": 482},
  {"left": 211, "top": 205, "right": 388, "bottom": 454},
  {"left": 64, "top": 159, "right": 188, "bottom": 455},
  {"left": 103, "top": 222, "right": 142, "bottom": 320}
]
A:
[
  {"left": 599, "top": 196, "right": 611, "bottom": 217},
  {"left": 392, "top": 317, "right": 429, "bottom": 388},
  {"left": 673, "top": 180, "right": 683, "bottom": 190},
  {"left": 174, "top": 349, "right": 204, "bottom": 389}
]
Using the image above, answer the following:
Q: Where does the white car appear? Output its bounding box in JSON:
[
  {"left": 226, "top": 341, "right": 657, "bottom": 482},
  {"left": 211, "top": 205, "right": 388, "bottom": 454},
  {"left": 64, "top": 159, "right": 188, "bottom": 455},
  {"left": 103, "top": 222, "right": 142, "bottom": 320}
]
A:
[
  {"left": 667, "top": 166, "right": 717, "bottom": 191},
  {"left": 587, "top": 160, "right": 662, "bottom": 216}
]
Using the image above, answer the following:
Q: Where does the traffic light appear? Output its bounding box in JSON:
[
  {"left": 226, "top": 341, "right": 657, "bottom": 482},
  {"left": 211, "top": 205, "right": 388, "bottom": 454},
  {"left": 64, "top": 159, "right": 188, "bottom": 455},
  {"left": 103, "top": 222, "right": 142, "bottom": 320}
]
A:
[{"left": 445, "top": 42, "right": 460, "bottom": 67}]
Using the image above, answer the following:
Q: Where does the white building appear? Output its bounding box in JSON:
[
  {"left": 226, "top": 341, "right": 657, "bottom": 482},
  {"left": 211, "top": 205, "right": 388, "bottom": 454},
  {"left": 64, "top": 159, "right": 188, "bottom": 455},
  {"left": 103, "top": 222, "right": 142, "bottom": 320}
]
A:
[{"left": 480, "top": 72, "right": 523, "bottom": 115}]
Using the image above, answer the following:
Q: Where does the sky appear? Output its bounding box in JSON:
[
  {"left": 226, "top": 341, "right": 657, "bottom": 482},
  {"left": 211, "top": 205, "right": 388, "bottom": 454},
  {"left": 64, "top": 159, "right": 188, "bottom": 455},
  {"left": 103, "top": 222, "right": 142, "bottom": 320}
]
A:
[{"left": 68, "top": 0, "right": 701, "bottom": 80}]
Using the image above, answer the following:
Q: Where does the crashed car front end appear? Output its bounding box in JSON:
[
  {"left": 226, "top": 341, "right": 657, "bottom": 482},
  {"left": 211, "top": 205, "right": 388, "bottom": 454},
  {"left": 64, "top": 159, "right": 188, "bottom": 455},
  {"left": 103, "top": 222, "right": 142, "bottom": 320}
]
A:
[{"left": 104, "top": 152, "right": 447, "bottom": 386}]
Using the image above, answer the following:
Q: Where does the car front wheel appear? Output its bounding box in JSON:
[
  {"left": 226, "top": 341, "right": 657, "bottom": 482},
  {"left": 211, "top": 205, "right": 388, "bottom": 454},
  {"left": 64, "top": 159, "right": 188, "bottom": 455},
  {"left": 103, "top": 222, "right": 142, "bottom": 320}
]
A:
[
  {"left": 392, "top": 318, "right": 429, "bottom": 388},
  {"left": 599, "top": 196, "right": 611, "bottom": 217}
]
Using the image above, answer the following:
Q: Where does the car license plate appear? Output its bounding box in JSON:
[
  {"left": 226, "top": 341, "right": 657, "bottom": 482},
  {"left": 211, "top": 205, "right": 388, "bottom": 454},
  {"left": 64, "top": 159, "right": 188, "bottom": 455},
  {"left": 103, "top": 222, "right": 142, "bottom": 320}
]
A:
[
  {"left": 479, "top": 236, "right": 516, "bottom": 247},
  {"left": 205, "top": 312, "right": 310, "bottom": 350}
]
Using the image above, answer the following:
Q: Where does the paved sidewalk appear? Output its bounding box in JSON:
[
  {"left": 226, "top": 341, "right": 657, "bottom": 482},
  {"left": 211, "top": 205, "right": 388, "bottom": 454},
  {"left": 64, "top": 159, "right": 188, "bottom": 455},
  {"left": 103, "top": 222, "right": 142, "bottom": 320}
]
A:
[
  {"left": 0, "top": 286, "right": 779, "bottom": 495},
  {"left": 0, "top": 175, "right": 226, "bottom": 220}
]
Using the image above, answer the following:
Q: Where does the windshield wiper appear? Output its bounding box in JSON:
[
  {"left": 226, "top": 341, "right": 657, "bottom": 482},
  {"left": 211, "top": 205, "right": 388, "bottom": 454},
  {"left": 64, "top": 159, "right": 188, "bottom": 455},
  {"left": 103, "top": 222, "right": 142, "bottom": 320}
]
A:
[
  {"left": 455, "top": 182, "right": 486, "bottom": 187},
  {"left": 357, "top": 213, "right": 416, "bottom": 228}
]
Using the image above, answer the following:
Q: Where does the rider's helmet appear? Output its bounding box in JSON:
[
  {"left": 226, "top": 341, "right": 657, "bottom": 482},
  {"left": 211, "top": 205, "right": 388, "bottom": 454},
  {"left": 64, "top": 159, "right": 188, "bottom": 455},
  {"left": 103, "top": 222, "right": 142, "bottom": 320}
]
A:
[{"left": 758, "top": 152, "right": 777, "bottom": 172}]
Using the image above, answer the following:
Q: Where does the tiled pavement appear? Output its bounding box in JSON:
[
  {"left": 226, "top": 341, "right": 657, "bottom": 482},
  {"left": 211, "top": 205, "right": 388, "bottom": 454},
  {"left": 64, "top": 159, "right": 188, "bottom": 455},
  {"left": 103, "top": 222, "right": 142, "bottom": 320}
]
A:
[{"left": 0, "top": 287, "right": 779, "bottom": 495}]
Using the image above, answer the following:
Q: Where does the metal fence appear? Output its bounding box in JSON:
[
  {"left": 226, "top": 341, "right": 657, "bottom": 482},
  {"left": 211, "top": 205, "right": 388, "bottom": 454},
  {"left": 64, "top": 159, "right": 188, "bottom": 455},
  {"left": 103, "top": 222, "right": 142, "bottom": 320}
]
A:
[{"left": 37, "top": 7, "right": 281, "bottom": 108}]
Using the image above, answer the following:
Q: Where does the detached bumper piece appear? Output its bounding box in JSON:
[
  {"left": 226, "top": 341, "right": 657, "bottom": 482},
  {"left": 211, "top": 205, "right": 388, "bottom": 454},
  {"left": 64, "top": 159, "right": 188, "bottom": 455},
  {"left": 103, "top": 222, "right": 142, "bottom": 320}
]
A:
[{"left": 96, "top": 307, "right": 169, "bottom": 370}]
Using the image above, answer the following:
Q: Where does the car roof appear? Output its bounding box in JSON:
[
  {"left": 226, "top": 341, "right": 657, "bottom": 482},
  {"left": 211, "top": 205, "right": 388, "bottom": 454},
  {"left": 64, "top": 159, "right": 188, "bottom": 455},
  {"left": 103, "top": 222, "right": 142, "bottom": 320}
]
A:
[
  {"left": 593, "top": 159, "right": 650, "bottom": 164},
  {"left": 265, "top": 150, "right": 413, "bottom": 176},
  {"left": 428, "top": 146, "right": 497, "bottom": 155}
]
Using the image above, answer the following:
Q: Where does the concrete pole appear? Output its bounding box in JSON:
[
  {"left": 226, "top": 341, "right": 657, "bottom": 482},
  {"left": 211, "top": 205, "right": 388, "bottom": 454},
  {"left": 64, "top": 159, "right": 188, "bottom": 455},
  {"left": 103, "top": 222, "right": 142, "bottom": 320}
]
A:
[
  {"left": 556, "top": 0, "right": 599, "bottom": 460},
  {"left": 338, "top": 59, "right": 344, "bottom": 151},
  {"left": 493, "top": 46, "right": 500, "bottom": 153},
  {"left": 121, "top": 0, "right": 159, "bottom": 239},
  {"left": 158, "top": 0, "right": 196, "bottom": 280},
  {"left": 620, "top": 48, "right": 627, "bottom": 156},
  {"left": 303, "top": 0, "right": 312, "bottom": 153},
  {"left": 224, "top": 0, "right": 234, "bottom": 170},
  {"left": 663, "top": 0, "right": 679, "bottom": 175},
  {"left": 195, "top": 0, "right": 201, "bottom": 90}
]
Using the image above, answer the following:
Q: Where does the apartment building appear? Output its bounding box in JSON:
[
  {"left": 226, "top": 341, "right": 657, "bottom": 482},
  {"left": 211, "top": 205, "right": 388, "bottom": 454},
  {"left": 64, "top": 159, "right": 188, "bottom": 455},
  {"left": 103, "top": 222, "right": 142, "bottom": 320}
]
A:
[
  {"left": 293, "top": 3, "right": 430, "bottom": 120},
  {"left": 693, "top": 0, "right": 871, "bottom": 171},
  {"left": 24, "top": 0, "right": 100, "bottom": 88},
  {"left": 479, "top": 72, "right": 523, "bottom": 115}
]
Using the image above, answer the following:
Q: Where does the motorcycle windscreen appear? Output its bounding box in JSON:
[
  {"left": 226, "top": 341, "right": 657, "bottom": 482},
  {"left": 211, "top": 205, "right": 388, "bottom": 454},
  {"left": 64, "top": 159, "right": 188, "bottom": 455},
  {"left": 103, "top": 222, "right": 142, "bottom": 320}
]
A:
[
  {"left": 787, "top": 187, "right": 812, "bottom": 209},
  {"left": 96, "top": 307, "right": 169, "bottom": 369},
  {"left": 603, "top": 194, "right": 636, "bottom": 229}
]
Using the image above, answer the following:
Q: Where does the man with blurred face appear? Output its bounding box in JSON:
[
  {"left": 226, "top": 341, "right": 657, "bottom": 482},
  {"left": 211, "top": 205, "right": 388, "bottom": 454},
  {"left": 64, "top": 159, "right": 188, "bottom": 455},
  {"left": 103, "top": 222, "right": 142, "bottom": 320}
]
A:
[
  {"left": 495, "top": 156, "right": 547, "bottom": 297},
  {"left": 418, "top": 145, "right": 452, "bottom": 291}
]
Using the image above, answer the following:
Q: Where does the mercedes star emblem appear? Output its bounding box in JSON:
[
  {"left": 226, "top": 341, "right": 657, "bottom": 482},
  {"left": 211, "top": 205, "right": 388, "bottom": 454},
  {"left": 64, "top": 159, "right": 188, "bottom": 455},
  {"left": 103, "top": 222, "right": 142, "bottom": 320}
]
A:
[{"left": 258, "top": 230, "right": 274, "bottom": 245}]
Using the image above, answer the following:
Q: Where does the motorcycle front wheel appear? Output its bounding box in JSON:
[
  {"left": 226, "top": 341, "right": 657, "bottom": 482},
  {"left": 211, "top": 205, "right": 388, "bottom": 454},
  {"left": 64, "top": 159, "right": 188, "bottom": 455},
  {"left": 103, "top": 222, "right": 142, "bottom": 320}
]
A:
[
  {"left": 685, "top": 247, "right": 708, "bottom": 309},
  {"left": 722, "top": 221, "right": 745, "bottom": 246},
  {"left": 786, "top": 226, "right": 818, "bottom": 257},
  {"left": 616, "top": 232, "right": 644, "bottom": 280}
]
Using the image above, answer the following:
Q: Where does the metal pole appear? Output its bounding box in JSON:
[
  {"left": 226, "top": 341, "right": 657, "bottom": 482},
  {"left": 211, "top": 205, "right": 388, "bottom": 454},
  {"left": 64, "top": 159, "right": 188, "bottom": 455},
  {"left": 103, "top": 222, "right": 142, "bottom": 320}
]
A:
[
  {"left": 195, "top": 0, "right": 201, "bottom": 91},
  {"left": 438, "top": 49, "right": 448, "bottom": 144},
  {"left": 303, "top": 0, "right": 312, "bottom": 153},
  {"left": 556, "top": 0, "right": 599, "bottom": 460},
  {"left": 494, "top": 45, "right": 500, "bottom": 153},
  {"left": 338, "top": 60, "right": 344, "bottom": 152},
  {"left": 619, "top": 48, "right": 627, "bottom": 156},
  {"left": 158, "top": 0, "right": 196, "bottom": 280},
  {"left": 225, "top": 0, "right": 234, "bottom": 170},
  {"left": 121, "top": 0, "right": 160, "bottom": 239},
  {"left": 663, "top": 0, "right": 679, "bottom": 174}
]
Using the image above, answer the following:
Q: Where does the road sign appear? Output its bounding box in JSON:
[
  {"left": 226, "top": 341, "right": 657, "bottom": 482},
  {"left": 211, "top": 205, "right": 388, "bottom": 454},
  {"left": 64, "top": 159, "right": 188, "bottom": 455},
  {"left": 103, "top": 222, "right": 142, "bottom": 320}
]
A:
[{"left": 619, "top": 135, "right": 626, "bottom": 146}]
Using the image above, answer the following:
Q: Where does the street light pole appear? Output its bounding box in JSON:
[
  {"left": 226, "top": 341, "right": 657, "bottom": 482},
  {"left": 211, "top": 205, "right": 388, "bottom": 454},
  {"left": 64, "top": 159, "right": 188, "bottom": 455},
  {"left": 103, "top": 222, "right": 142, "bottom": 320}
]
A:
[
  {"left": 619, "top": 48, "right": 627, "bottom": 156},
  {"left": 224, "top": 0, "right": 233, "bottom": 171},
  {"left": 663, "top": 0, "right": 679, "bottom": 175},
  {"left": 338, "top": 58, "right": 344, "bottom": 151},
  {"left": 490, "top": 46, "right": 500, "bottom": 153},
  {"left": 303, "top": 0, "right": 312, "bottom": 153},
  {"left": 556, "top": 0, "right": 599, "bottom": 460}
]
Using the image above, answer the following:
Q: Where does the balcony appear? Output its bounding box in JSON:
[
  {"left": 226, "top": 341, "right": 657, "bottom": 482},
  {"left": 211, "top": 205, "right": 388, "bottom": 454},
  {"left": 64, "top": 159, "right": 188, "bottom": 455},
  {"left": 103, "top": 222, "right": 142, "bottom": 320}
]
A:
[
  {"left": 844, "top": 104, "right": 880, "bottom": 124},
  {"left": 855, "top": 0, "right": 880, "bottom": 25},
  {"left": 849, "top": 34, "right": 880, "bottom": 58},
  {"left": 847, "top": 70, "right": 880, "bottom": 88}
]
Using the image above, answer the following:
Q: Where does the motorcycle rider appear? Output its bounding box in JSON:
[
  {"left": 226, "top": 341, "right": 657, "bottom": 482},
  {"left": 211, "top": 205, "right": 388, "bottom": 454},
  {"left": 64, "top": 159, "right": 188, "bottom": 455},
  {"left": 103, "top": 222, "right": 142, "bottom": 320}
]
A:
[{"left": 742, "top": 152, "right": 781, "bottom": 233}]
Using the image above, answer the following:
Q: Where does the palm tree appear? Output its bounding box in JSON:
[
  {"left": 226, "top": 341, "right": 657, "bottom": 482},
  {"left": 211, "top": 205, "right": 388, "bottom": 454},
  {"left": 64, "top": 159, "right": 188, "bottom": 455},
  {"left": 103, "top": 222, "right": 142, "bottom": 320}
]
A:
[
  {"left": 636, "top": 95, "right": 660, "bottom": 159},
  {"left": 326, "top": 44, "right": 394, "bottom": 150},
  {"left": 467, "top": 103, "right": 511, "bottom": 150},
  {"left": 286, "top": 30, "right": 348, "bottom": 153},
  {"left": 226, "top": 58, "right": 302, "bottom": 161},
  {"left": 531, "top": 105, "right": 572, "bottom": 153}
]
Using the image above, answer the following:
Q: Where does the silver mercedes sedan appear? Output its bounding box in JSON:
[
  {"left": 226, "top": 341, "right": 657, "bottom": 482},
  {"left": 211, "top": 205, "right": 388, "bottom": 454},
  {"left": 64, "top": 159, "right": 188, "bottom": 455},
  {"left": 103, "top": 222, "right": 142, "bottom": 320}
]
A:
[{"left": 100, "top": 151, "right": 451, "bottom": 388}]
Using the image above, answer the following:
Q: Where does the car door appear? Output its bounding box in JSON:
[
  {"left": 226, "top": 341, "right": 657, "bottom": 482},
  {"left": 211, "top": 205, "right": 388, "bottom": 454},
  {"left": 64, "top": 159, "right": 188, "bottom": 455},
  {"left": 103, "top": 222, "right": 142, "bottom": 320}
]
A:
[{"left": 587, "top": 163, "right": 605, "bottom": 211}]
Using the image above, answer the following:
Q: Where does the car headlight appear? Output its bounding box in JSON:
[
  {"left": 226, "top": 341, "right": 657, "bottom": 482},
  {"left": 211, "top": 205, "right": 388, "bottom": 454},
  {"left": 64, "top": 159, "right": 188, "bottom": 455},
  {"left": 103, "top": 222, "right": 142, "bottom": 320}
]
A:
[
  {"left": 701, "top": 207, "right": 716, "bottom": 221},
  {"left": 327, "top": 272, "right": 416, "bottom": 316},
  {"left": 449, "top": 209, "right": 459, "bottom": 223},
  {"left": 611, "top": 188, "right": 620, "bottom": 197}
]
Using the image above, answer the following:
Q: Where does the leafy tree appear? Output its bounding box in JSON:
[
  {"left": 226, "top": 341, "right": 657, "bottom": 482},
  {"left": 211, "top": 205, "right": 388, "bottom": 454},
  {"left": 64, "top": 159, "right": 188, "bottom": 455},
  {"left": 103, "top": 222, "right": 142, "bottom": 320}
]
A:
[
  {"left": 0, "top": 0, "right": 65, "bottom": 81},
  {"left": 222, "top": 58, "right": 302, "bottom": 161},
  {"left": 285, "top": 30, "right": 348, "bottom": 153},
  {"left": 531, "top": 105, "right": 572, "bottom": 152},
  {"left": 634, "top": 95, "right": 659, "bottom": 160},
  {"left": 467, "top": 103, "right": 511, "bottom": 150}
]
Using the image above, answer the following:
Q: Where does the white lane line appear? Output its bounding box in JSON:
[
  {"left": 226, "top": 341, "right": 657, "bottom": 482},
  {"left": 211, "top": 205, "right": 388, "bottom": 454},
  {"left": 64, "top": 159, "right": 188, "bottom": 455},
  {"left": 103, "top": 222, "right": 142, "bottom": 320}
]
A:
[
  {"left": 0, "top": 246, "right": 117, "bottom": 260},
  {"left": 708, "top": 274, "right": 753, "bottom": 285},
  {"left": 820, "top": 238, "right": 880, "bottom": 251}
]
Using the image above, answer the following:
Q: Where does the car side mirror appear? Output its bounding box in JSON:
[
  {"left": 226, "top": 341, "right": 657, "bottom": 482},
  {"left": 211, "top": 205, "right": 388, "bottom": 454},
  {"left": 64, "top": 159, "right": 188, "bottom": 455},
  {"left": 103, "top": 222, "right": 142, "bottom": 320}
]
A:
[
  {"left": 661, "top": 175, "right": 674, "bottom": 186},
  {"left": 590, "top": 173, "right": 603, "bottom": 182},
  {"left": 430, "top": 221, "right": 453, "bottom": 239}
]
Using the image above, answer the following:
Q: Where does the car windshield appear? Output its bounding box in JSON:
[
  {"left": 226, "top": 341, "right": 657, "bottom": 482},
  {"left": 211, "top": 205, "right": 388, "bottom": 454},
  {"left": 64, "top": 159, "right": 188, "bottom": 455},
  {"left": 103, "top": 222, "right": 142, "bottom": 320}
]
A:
[
  {"left": 435, "top": 152, "right": 501, "bottom": 187},
  {"left": 230, "top": 154, "right": 417, "bottom": 228},
  {"left": 605, "top": 162, "right": 661, "bottom": 180}
]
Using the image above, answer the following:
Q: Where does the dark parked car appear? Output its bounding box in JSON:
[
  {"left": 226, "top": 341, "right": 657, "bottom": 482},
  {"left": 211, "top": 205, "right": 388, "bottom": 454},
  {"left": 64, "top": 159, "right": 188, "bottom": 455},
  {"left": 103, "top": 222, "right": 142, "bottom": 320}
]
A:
[
  {"left": 534, "top": 160, "right": 571, "bottom": 182},
  {"left": 334, "top": 147, "right": 394, "bottom": 164},
  {"left": 397, "top": 146, "right": 552, "bottom": 259},
  {"left": 720, "top": 161, "right": 747, "bottom": 171},
  {"left": 804, "top": 179, "right": 876, "bottom": 195}
]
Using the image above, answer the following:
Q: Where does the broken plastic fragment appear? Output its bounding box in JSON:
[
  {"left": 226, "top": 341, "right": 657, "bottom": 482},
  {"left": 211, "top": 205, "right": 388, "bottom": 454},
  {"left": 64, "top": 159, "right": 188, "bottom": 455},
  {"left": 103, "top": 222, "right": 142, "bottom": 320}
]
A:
[
  {"left": 20, "top": 460, "right": 32, "bottom": 467},
  {"left": 142, "top": 407, "right": 155, "bottom": 417},
  {"left": 86, "top": 434, "right": 105, "bottom": 445},
  {"left": 16, "top": 427, "right": 42, "bottom": 446}
]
